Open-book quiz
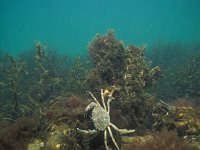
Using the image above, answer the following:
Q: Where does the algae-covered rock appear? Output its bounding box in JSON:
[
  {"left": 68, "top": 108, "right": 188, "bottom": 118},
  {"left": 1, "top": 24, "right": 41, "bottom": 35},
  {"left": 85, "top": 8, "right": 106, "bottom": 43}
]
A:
[
  {"left": 27, "top": 139, "right": 44, "bottom": 150},
  {"left": 121, "top": 132, "right": 194, "bottom": 150},
  {"left": 46, "top": 124, "right": 78, "bottom": 150},
  {"left": 175, "top": 107, "right": 200, "bottom": 136},
  {"left": 122, "top": 135, "right": 153, "bottom": 144}
]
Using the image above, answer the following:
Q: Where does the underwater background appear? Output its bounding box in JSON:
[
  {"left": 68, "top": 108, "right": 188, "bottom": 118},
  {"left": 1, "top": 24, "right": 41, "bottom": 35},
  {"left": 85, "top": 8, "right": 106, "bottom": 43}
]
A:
[
  {"left": 1, "top": 0, "right": 200, "bottom": 56},
  {"left": 0, "top": 0, "right": 200, "bottom": 150}
]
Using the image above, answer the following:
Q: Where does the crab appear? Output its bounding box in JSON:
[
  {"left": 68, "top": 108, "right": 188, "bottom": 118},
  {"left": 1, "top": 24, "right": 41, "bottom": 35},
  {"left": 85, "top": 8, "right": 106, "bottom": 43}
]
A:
[{"left": 77, "top": 89, "right": 135, "bottom": 150}]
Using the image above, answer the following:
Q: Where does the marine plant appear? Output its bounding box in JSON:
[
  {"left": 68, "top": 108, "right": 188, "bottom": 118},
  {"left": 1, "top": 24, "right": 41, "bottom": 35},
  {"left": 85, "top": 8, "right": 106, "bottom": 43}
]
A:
[
  {"left": 33, "top": 41, "right": 50, "bottom": 103},
  {"left": 0, "top": 54, "right": 28, "bottom": 112},
  {"left": 147, "top": 41, "right": 200, "bottom": 101},
  {"left": 87, "top": 30, "right": 160, "bottom": 102},
  {"left": 27, "top": 41, "right": 66, "bottom": 104},
  {"left": 0, "top": 117, "right": 36, "bottom": 150},
  {"left": 63, "top": 56, "right": 89, "bottom": 97}
]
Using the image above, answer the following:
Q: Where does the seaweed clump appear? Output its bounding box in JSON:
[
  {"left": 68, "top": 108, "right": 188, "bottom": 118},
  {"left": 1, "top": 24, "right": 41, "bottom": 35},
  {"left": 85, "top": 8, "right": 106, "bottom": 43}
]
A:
[
  {"left": 0, "top": 117, "right": 36, "bottom": 150},
  {"left": 84, "top": 30, "right": 165, "bottom": 149},
  {"left": 87, "top": 30, "right": 160, "bottom": 101}
]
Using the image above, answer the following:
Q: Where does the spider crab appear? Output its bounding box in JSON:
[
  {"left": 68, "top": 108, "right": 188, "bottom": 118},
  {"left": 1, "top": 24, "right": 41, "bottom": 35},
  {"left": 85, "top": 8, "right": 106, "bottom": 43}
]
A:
[{"left": 77, "top": 89, "right": 135, "bottom": 150}]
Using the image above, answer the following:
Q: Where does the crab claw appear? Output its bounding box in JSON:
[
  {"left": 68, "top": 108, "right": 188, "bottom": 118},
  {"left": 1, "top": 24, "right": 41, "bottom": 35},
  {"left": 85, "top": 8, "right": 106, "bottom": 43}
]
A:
[{"left": 85, "top": 102, "right": 97, "bottom": 112}]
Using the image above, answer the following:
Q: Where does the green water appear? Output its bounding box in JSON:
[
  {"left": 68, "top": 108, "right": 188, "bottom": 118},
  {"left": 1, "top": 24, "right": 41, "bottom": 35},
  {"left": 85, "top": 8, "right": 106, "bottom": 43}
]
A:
[{"left": 0, "top": 0, "right": 200, "bottom": 57}]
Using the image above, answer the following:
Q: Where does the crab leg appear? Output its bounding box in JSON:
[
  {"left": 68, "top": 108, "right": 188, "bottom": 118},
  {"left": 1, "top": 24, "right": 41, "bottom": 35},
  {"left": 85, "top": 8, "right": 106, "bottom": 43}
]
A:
[
  {"left": 104, "top": 129, "right": 109, "bottom": 150},
  {"left": 107, "top": 94, "right": 114, "bottom": 113},
  {"left": 87, "top": 91, "right": 100, "bottom": 106},
  {"left": 107, "top": 126, "right": 120, "bottom": 150},
  {"left": 101, "top": 89, "right": 107, "bottom": 111},
  {"left": 77, "top": 128, "right": 97, "bottom": 135},
  {"left": 109, "top": 123, "right": 135, "bottom": 134}
]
